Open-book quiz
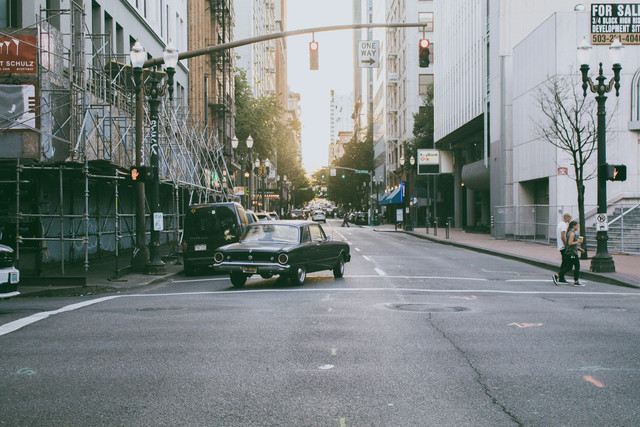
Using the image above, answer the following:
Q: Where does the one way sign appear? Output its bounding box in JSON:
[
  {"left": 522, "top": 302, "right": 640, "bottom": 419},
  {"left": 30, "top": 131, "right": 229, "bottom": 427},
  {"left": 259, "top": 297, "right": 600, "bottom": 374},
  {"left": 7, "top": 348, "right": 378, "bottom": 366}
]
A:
[{"left": 358, "top": 40, "right": 380, "bottom": 68}]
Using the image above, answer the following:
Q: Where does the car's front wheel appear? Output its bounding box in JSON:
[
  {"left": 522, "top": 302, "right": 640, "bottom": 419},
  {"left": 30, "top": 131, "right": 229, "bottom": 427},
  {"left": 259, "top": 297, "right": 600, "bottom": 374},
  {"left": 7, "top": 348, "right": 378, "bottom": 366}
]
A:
[
  {"left": 230, "top": 271, "right": 247, "bottom": 288},
  {"left": 333, "top": 255, "right": 345, "bottom": 278},
  {"left": 290, "top": 265, "right": 306, "bottom": 286}
]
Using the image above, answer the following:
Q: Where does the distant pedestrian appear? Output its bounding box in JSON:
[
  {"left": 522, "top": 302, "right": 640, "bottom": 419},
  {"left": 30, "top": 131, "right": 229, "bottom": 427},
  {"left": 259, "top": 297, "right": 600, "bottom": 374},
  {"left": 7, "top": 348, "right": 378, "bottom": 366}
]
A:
[
  {"left": 341, "top": 213, "right": 350, "bottom": 227},
  {"left": 555, "top": 221, "right": 585, "bottom": 286},
  {"left": 552, "top": 213, "right": 572, "bottom": 284}
]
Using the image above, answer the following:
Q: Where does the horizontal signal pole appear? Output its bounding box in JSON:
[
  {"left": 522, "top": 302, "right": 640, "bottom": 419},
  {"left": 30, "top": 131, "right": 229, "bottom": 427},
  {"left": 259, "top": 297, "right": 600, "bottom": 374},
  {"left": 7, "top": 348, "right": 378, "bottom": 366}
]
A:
[{"left": 144, "top": 23, "right": 427, "bottom": 68}]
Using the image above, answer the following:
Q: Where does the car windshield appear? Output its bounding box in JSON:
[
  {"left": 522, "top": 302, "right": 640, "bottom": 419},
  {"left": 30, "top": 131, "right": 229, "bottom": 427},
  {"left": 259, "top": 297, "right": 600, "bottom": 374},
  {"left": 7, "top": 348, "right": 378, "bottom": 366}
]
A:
[{"left": 242, "top": 224, "right": 299, "bottom": 243}]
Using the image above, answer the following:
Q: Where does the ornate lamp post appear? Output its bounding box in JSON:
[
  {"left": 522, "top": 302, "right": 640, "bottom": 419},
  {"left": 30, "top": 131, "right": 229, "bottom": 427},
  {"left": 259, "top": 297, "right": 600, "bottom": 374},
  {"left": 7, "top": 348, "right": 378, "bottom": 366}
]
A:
[
  {"left": 246, "top": 136, "right": 254, "bottom": 208},
  {"left": 130, "top": 40, "right": 179, "bottom": 274},
  {"left": 577, "top": 37, "right": 624, "bottom": 273},
  {"left": 254, "top": 158, "right": 270, "bottom": 211},
  {"left": 231, "top": 135, "right": 254, "bottom": 209}
]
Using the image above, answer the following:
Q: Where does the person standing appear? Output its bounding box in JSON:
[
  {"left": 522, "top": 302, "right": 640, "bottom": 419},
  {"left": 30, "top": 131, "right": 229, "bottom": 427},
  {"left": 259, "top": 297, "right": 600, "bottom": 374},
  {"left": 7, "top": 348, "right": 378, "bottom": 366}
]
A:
[
  {"left": 553, "top": 213, "right": 571, "bottom": 284},
  {"left": 555, "top": 221, "right": 585, "bottom": 286}
]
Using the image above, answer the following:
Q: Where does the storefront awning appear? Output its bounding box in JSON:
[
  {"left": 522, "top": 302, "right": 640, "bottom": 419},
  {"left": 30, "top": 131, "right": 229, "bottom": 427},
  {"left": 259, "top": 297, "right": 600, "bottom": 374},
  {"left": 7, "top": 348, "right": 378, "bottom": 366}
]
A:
[{"left": 379, "top": 186, "right": 403, "bottom": 205}]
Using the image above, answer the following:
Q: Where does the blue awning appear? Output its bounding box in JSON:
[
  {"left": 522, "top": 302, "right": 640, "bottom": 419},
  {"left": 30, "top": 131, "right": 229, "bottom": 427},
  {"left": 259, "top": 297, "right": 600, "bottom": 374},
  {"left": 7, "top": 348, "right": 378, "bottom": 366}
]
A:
[{"left": 379, "top": 186, "right": 403, "bottom": 205}]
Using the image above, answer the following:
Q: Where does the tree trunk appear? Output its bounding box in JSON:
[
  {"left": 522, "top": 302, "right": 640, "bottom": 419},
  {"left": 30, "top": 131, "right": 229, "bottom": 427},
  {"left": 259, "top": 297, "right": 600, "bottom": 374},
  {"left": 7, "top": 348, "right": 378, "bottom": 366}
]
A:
[{"left": 577, "top": 181, "right": 588, "bottom": 259}]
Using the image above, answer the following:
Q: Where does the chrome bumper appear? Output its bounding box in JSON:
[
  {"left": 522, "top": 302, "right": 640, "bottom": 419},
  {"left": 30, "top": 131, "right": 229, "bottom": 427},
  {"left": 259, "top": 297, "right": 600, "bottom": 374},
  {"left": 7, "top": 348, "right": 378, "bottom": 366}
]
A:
[{"left": 213, "top": 261, "right": 291, "bottom": 274}]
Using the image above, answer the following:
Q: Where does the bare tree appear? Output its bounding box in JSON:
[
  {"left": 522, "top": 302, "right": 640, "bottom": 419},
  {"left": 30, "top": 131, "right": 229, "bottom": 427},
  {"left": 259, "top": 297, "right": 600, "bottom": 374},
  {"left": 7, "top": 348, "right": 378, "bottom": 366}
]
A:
[{"left": 534, "top": 75, "right": 598, "bottom": 257}]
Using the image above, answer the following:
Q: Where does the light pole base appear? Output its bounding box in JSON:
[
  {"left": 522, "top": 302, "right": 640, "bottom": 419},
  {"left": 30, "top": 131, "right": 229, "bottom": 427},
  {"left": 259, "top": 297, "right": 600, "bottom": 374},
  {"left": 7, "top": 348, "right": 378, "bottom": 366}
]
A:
[
  {"left": 590, "top": 255, "right": 615, "bottom": 273},
  {"left": 145, "top": 260, "right": 166, "bottom": 275}
]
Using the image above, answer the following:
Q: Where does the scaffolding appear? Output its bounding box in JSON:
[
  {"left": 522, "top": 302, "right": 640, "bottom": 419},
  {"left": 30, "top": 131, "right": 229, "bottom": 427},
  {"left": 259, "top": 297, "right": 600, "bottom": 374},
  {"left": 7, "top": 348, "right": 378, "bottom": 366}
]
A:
[{"left": 0, "top": 3, "right": 234, "bottom": 277}]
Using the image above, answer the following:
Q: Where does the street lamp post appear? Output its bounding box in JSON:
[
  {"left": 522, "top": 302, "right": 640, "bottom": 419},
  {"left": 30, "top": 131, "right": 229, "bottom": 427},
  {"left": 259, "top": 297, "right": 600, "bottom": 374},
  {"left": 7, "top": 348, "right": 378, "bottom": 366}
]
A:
[
  {"left": 246, "top": 136, "right": 254, "bottom": 208},
  {"left": 577, "top": 37, "right": 623, "bottom": 273},
  {"left": 254, "top": 158, "right": 270, "bottom": 211},
  {"left": 130, "top": 40, "right": 179, "bottom": 275},
  {"left": 231, "top": 135, "right": 253, "bottom": 209},
  {"left": 400, "top": 156, "right": 412, "bottom": 231},
  {"left": 409, "top": 155, "right": 415, "bottom": 230}
]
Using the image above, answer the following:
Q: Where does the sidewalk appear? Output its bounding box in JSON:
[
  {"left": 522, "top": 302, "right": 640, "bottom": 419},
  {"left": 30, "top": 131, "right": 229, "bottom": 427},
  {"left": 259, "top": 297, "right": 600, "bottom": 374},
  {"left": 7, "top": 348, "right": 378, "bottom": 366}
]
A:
[{"left": 372, "top": 223, "right": 639, "bottom": 289}]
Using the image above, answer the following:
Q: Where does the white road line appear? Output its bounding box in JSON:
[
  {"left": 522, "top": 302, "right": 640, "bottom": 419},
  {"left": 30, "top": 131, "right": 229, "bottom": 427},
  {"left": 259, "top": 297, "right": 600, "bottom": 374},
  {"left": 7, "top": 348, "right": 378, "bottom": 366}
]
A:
[
  {"left": 355, "top": 247, "right": 361, "bottom": 252},
  {"left": 362, "top": 255, "right": 371, "bottom": 262},
  {"left": 0, "top": 296, "right": 119, "bottom": 337},
  {"left": 375, "top": 268, "right": 386, "bottom": 276}
]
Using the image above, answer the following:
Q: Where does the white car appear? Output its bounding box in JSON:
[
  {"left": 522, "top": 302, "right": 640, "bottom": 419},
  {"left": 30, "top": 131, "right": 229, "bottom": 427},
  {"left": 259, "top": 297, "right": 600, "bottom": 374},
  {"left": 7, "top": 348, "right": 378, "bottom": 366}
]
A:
[
  {"left": 0, "top": 244, "right": 20, "bottom": 298},
  {"left": 312, "top": 211, "right": 326, "bottom": 223}
]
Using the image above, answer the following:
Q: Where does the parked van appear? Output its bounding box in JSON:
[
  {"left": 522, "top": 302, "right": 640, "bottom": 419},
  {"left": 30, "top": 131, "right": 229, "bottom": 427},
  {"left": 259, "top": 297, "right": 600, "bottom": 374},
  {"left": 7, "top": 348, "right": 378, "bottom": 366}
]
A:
[{"left": 182, "top": 202, "right": 250, "bottom": 275}]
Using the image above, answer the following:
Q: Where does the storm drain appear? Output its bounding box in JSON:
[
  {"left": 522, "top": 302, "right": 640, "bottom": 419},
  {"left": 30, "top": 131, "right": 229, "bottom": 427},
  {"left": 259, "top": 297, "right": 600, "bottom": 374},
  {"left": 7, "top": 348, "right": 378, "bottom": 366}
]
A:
[{"left": 383, "top": 303, "right": 470, "bottom": 313}]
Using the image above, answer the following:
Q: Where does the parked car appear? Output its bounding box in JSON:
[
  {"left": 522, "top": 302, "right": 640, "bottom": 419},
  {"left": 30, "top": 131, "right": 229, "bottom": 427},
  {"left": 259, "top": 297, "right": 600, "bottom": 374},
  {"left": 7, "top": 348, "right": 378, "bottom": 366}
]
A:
[
  {"left": 246, "top": 210, "right": 260, "bottom": 224},
  {"left": 356, "top": 212, "right": 367, "bottom": 225},
  {"left": 289, "top": 209, "right": 305, "bottom": 220},
  {"left": 255, "top": 211, "right": 276, "bottom": 221},
  {"left": 182, "top": 202, "right": 250, "bottom": 275},
  {"left": 312, "top": 210, "right": 327, "bottom": 223},
  {"left": 0, "top": 244, "right": 20, "bottom": 298},
  {"left": 267, "top": 211, "right": 280, "bottom": 220},
  {"left": 213, "top": 220, "right": 350, "bottom": 287}
]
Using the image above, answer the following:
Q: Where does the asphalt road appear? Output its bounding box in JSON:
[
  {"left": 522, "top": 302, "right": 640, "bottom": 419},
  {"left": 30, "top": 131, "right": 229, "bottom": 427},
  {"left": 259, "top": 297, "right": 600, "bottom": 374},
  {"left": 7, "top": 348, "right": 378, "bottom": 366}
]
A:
[{"left": 1, "top": 219, "right": 639, "bottom": 426}]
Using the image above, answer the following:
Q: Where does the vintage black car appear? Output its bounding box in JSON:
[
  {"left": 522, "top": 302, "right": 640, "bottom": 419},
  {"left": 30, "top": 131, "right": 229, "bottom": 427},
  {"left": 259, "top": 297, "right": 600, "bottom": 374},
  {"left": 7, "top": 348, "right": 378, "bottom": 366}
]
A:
[
  {"left": 0, "top": 244, "right": 20, "bottom": 299},
  {"left": 212, "top": 220, "right": 350, "bottom": 287}
]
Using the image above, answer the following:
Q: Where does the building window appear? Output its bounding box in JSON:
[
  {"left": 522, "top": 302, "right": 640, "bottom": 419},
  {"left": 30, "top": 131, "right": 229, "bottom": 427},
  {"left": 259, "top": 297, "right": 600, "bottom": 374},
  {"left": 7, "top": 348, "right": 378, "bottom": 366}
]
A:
[
  {"left": 419, "top": 74, "right": 433, "bottom": 96},
  {"left": 418, "top": 12, "right": 433, "bottom": 32}
]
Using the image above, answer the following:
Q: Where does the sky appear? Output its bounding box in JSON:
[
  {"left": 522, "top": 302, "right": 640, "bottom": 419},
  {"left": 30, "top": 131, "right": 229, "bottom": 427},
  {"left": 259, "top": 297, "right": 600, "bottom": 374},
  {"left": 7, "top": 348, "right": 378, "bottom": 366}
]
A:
[{"left": 286, "top": 1, "right": 355, "bottom": 174}]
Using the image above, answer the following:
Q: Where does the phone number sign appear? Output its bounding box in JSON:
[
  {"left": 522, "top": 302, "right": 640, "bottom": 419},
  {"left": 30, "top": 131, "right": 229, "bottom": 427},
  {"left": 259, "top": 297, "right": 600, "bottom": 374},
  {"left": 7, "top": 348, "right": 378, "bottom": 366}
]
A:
[{"left": 591, "top": 3, "right": 640, "bottom": 44}]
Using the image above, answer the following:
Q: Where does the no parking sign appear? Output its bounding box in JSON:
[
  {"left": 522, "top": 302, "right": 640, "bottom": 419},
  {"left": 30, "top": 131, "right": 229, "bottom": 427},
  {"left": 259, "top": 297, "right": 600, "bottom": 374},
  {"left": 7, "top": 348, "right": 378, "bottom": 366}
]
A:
[{"left": 595, "top": 213, "right": 608, "bottom": 231}]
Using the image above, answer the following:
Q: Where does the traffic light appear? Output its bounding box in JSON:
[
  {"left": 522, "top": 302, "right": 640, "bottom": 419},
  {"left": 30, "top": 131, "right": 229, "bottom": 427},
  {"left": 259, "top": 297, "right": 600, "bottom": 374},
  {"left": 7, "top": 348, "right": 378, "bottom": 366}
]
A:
[
  {"left": 309, "top": 41, "right": 319, "bottom": 70},
  {"left": 419, "top": 38, "right": 430, "bottom": 68},
  {"left": 604, "top": 164, "right": 627, "bottom": 181},
  {"left": 321, "top": 173, "right": 326, "bottom": 179},
  {"left": 130, "top": 166, "right": 150, "bottom": 182},
  {"left": 341, "top": 174, "right": 345, "bottom": 179}
]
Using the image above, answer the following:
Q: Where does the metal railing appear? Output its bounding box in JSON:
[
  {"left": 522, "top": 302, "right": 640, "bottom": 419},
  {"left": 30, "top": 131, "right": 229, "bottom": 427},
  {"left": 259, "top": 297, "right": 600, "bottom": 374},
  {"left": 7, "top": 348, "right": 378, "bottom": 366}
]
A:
[{"left": 493, "top": 203, "right": 640, "bottom": 254}]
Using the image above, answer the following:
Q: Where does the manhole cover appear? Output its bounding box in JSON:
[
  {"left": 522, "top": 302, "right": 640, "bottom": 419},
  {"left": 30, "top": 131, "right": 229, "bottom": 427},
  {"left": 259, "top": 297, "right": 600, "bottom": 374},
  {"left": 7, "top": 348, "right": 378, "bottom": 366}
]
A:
[{"left": 383, "top": 303, "right": 469, "bottom": 313}]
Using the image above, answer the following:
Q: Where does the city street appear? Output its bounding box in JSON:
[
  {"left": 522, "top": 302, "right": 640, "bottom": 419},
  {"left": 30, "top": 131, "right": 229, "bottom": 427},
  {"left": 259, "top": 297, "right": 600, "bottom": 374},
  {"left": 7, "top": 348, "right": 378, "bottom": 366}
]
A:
[{"left": 1, "top": 219, "right": 639, "bottom": 426}]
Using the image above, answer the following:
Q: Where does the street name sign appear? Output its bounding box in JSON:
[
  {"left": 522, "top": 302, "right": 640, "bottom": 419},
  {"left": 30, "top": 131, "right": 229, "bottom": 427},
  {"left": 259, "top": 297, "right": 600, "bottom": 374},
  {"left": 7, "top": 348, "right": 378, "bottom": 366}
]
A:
[{"left": 358, "top": 40, "right": 380, "bottom": 68}]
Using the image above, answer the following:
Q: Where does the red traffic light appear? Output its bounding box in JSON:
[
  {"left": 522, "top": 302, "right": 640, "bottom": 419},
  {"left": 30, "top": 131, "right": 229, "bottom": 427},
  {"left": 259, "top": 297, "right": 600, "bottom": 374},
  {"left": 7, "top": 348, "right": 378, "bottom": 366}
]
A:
[
  {"left": 419, "top": 38, "right": 430, "bottom": 49},
  {"left": 309, "top": 41, "right": 319, "bottom": 70}
]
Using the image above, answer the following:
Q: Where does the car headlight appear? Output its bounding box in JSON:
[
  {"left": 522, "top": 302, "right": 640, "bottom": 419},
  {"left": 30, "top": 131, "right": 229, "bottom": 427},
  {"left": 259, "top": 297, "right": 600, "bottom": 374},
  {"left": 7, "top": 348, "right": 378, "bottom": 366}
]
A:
[
  {"left": 277, "top": 253, "right": 288, "bottom": 265},
  {"left": 213, "top": 252, "right": 224, "bottom": 263}
]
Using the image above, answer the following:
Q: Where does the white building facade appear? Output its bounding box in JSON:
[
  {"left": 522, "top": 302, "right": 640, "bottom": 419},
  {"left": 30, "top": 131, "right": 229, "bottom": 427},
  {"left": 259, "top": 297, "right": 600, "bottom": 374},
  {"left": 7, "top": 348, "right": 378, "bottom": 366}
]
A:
[
  {"left": 434, "top": 0, "right": 640, "bottom": 243},
  {"left": 234, "top": 0, "right": 278, "bottom": 98}
]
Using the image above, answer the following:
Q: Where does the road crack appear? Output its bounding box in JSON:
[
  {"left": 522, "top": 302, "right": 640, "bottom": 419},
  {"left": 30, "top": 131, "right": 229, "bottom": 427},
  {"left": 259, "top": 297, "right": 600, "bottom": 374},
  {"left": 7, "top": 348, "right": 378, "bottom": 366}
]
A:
[{"left": 426, "top": 314, "right": 523, "bottom": 426}]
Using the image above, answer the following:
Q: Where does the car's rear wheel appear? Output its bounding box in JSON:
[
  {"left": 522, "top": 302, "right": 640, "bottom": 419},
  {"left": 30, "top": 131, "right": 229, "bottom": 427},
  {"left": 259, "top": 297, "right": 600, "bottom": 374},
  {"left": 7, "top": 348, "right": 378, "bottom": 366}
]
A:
[
  {"left": 230, "top": 271, "right": 247, "bottom": 288},
  {"left": 333, "top": 255, "right": 345, "bottom": 278},
  {"left": 290, "top": 265, "right": 306, "bottom": 286}
]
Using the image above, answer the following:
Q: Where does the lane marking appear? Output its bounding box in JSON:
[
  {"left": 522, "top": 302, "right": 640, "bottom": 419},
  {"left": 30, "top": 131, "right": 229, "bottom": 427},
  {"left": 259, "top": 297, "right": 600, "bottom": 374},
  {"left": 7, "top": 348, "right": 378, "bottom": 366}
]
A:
[
  {"left": 0, "top": 296, "right": 119, "bottom": 337},
  {"left": 355, "top": 247, "right": 361, "bottom": 252},
  {"left": 584, "top": 375, "right": 605, "bottom": 388},
  {"left": 331, "top": 348, "right": 337, "bottom": 356},
  {"left": 375, "top": 268, "right": 386, "bottom": 276},
  {"left": 451, "top": 296, "right": 477, "bottom": 301},
  {"left": 362, "top": 255, "right": 371, "bottom": 262},
  {"left": 508, "top": 322, "right": 543, "bottom": 328}
]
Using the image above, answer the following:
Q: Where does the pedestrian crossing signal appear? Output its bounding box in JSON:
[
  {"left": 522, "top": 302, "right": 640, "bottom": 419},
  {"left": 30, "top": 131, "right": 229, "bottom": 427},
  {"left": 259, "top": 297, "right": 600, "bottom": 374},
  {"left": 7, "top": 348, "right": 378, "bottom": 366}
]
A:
[
  {"left": 131, "top": 166, "right": 151, "bottom": 182},
  {"left": 605, "top": 164, "right": 627, "bottom": 181}
]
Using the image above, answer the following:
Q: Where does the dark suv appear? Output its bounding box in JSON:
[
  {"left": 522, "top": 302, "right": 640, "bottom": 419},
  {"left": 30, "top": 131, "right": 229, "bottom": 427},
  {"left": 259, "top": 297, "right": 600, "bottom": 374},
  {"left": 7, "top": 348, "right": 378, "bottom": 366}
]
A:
[{"left": 182, "top": 202, "right": 250, "bottom": 275}]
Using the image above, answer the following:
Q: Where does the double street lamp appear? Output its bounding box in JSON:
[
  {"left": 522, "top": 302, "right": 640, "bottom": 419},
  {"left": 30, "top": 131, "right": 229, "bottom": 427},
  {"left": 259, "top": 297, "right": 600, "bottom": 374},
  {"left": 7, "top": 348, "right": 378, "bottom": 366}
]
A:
[
  {"left": 254, "top": 158, "right": 270, "bottom": 210},
  {"left": 577, "top": 37, "right": 624, "bottom": 273},
  {"left": 130, "top": 39, "right": 179, "bottom": 274},
  {"left": 231, "top": 135, "right": 254, "bottom": 209}
]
